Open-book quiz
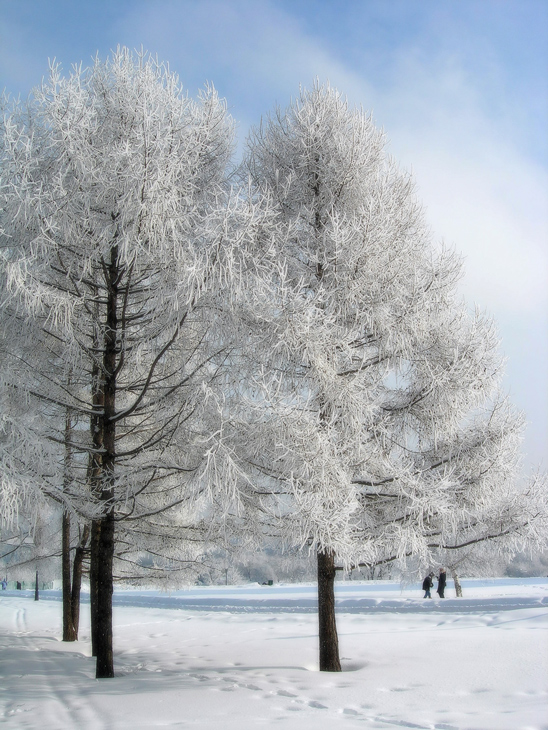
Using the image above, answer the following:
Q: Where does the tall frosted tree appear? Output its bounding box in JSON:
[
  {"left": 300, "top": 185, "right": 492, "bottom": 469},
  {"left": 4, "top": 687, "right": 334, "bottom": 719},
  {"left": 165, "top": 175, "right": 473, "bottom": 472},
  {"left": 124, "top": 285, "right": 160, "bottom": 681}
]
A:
[
  {"left": 240, "top": 83, "right": 546, "bottom": 671},
  {"left": 0, "top": 49, "right": 277, "bottom": 677}
]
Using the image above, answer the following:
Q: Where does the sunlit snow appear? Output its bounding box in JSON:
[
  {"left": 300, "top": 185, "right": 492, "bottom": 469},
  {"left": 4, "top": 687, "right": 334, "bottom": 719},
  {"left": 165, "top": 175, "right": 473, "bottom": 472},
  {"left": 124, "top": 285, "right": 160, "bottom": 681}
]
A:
[{"left": 1, "top": 578, "right": 546, "bottom": 729}]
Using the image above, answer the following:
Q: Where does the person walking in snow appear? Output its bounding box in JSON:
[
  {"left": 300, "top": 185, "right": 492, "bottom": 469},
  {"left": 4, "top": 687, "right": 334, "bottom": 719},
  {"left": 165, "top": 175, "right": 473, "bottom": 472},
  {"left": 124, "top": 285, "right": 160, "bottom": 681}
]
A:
[
  {"left": 436, "top": 568, "right": 447, "bottom": 598},
  {"left": 422, "top": 573, "right": 434, "bottom": 598}
]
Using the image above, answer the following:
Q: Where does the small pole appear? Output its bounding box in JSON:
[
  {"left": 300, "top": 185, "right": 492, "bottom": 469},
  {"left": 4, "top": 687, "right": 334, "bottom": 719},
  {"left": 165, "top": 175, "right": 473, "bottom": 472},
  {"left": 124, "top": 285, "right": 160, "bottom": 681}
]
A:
[{"left": 34, "top": 569, "right": 39, "bottom": 601}]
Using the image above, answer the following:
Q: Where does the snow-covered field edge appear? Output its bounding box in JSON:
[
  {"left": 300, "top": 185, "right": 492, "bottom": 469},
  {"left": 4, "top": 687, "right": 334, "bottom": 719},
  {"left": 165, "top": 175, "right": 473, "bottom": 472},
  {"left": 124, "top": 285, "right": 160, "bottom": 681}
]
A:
[{"left": 1, "top": 578, "right": 547, "bottom": 729}]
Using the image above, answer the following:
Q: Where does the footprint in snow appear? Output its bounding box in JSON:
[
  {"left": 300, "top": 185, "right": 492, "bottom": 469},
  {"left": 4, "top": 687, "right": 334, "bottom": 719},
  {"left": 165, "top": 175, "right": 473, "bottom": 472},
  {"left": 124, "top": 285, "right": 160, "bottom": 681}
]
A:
[{"left": 308, "top": 700, "right": 328, "bottom": 709}]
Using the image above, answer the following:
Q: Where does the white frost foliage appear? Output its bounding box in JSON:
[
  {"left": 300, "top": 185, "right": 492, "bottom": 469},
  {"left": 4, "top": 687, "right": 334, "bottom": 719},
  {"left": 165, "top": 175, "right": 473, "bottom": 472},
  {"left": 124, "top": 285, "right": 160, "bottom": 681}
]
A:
[
  {"left": 1, "top": 48, "right": 236, "bottom": 342},
  {"left": 0, "top": 48, "right": 285, "bottom": 559},
  {"left": 238, "top": 80, "right": 547, "bottom": 567},
  {"left": 2, "top": 62, "right": 546, "bottom": 577},
  {"left": 0, "top": 473, "right": 25, "bottom": 527}
]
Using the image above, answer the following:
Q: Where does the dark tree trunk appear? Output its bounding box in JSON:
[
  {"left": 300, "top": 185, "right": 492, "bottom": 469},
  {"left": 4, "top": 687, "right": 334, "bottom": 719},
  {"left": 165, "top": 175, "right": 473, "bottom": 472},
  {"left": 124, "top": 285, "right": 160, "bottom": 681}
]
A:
[
  {"left": 94, "top": 509, "right": 114, "bottom": 678},
  {"left": 62, "top": 390, "right": 76, "bottom": 640},
  {"left": 317, "top": 549, "right": 341, "bottom": 672},
  {"left": 71, "top": 524, "right": 90, "bottom": 639},
  {"left": 94, "top": 242, "right": 119, "bottom": 679},
  {"left": 62, "top": 510, "right": 77, "bottom": 641},
  {"left": 89, "top": 355, "right": 104, "bottom": 658},
  {"left": 89, "top": 519, "right": 100, "bottom": 657},
  {"left": 34, "top": 569, "right": 39, "bottom": 601}
]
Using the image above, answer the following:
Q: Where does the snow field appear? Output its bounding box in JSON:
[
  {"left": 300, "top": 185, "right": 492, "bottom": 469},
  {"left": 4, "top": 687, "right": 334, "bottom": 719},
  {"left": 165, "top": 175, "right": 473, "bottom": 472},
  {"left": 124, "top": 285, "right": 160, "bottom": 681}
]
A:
[{"left": 0, "top": 579, "right": 546, "bottom": 729}]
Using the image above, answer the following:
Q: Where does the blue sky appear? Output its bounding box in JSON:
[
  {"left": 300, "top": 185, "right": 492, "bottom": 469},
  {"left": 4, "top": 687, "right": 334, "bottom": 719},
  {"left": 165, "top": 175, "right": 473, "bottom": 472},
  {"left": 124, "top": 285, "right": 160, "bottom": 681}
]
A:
[{"left": 1, "top": 0, "right": 547, "bottom": 470}]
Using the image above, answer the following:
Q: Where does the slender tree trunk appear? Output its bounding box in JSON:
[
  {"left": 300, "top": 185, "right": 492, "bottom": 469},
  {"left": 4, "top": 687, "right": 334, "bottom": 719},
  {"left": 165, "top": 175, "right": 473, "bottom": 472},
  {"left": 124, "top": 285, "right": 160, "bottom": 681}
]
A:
[
  {"left": 62, "top": 510, "right": 77, "bottom": 641},
  {"left": 34, "top": 568, "right": 39, "bottom": 601},
  {"left": 451, "top": 569, "right": 463, "bottom": 597},
  {"left": 71, "top": 524, "right": 90, "bottom": 639},
  {"left": 62, "top": 387, "right": 77, "bottom": 640},
  {"left": 89, "top": 366, "right": 103, "bottom": 657},
  {"left": 90, "top": 519, "right": 100, "bottom": 656},
  {"left": 88, "top": 287, "right": 105, "bottom": 661},
  {"left": 317, "top": 549, "right": 341, "bottom": 672},
  {"left": 95, "top": 509, "right": 114, "bottom": 678},
  {"left": 94, "top": 242, "right": 119, "bottom": 679}
]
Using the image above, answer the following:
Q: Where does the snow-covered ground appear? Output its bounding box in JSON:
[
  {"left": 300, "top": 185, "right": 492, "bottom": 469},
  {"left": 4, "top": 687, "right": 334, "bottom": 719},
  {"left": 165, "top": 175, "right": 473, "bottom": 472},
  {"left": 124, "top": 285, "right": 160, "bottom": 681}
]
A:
[{"left": 0, "top": 578, "right": 546, "bottom": 729}]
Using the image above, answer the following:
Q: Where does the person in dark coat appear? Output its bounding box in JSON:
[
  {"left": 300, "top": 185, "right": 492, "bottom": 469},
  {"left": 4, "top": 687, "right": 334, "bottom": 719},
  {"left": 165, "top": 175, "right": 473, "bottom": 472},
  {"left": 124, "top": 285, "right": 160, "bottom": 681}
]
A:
[
  {"left": 436, "top": 568, "right": 447, "bottom": 598},
  {"left": 422, "top": 572, "right": 434, "bottom": 598}
]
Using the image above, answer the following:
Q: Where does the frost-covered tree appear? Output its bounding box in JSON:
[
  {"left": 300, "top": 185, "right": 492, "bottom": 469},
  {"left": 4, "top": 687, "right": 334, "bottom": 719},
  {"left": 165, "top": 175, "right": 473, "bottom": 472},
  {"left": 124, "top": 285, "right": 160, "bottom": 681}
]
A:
[
  {"left": 0, "top": 499, "right": 60, "bottom": 586},
  {"left": 0, "top": 49, "right": 278, "bottom": 678},
  {"left": 423, "top": 467, "right": 548, "bottom": 595},
  {"left": 239, "top": 83, "right": 547, "bottom": 671}
]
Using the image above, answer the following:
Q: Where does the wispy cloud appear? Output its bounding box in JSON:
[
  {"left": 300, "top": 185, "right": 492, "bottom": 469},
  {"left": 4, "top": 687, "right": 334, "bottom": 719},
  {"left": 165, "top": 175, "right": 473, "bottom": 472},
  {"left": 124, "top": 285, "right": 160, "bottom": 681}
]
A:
[{"left": 370, "top": 53, "right": 548, "bottom": 317}]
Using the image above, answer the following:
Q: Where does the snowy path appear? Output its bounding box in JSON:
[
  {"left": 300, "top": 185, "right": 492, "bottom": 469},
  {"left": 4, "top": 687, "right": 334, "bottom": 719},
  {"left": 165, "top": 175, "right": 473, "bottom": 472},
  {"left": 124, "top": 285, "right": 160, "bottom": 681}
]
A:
[{"left": 0, "top": 580, "right": 547, "bottom": 729}]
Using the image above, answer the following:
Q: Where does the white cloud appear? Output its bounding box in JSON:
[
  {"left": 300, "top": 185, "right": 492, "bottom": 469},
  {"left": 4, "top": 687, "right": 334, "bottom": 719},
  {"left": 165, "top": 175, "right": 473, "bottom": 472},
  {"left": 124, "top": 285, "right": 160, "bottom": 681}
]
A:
[
  {"left": 366, "top": 55, "right": 548, "bottom": 315},
  {"left": 115, "top": 0, "right": 372, "bottom": 105},
  {"left": 399, "top": 140, "right": 548, "bottom": 315}
]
